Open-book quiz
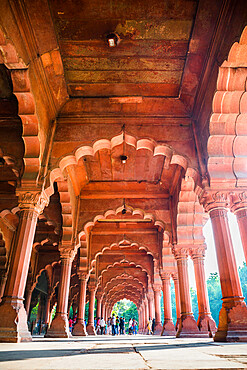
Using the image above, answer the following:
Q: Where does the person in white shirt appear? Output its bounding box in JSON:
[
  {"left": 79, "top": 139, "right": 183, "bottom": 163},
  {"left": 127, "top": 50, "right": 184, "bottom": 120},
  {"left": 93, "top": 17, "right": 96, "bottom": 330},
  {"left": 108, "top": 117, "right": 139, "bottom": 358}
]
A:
[
  {"left": 111, "top": 314, "right": 116, "bottom": 335},
  {"left": 100, "top": 317, "right": 105, "bottom": 335}
]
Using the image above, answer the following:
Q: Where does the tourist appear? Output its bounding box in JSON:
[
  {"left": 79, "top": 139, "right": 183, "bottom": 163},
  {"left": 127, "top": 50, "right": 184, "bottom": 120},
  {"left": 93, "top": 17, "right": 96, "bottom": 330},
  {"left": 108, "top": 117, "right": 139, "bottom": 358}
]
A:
[
  {"left": 100, "top": 317, "right": 105, "bottom": 335},
  {"left": 132, "top": 319, "right": 137, "bottom": 335},
  {"left": 152, "top": 318, "right": 155, "bottom": 334},
  {"left": 107, "top": 317, "right": 112, "bottom": 335},
  {"left": 111, "top": 314, "right": 116, "bottom": 336},
  {"left": 128, "top": 318, "right": 133, "bottom": 334},
  {"left": 119, "top": 317, "right": 124, "bottom": 334},
  {"left": 116, "top": 316, "right": 119, "bottom": 335},
  {"left": 147, "top": 318, "right": 153, "bottom": 335}
]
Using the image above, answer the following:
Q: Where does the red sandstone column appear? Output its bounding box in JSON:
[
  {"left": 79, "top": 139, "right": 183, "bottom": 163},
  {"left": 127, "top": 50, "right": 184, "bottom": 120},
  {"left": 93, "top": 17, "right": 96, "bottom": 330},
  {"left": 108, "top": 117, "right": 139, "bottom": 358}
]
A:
[
  {"left": 96, "top": 292, "right": 102, "bottom": 320},
  {"left": 191, "top": 247, "right": 216, "bottom": 337},
  {"left": 230, "top": 193, "right": 247, "bottom": 265},
  {"left": 73, "top": 273, "right": 88, "bottom": 336},
  {"left": 0, "top": 189, "right": 47, "bottom": 342},
  {"left": 205, "top": 196, "right": 247, "bottom": 342},
  {"left": 86, "top": 284, "right": 96, "bottom": 335},
  {"left": 46, "top": 246, "right": 75, "bottom": 338},
  {"left": 172, "top": 274, "right": 181, "bottom": 330},
  {"left": 174, "top": 247, "right": 202, "bottom": 337},
  {"left": 147, "top": 291, "right": 154, "bottom": 320},
  {"left": 44, "top": 293, "right": 51, "bottom": 327},
  {"left": 234, "top": 208, "right": 247, "bottom": 264},
  {"left": 153, "top": 285, "right": 163, "bottom": 335},
  {"left": 144, "top": 296, "right": 149, "bottom": 334},
  {"left": 24, "top": 280, "right": 33, "bottom": 318},
  {"left": 139, "top": 305, "right": 143, "bottom": 333},
  {"left": 161, "top": 273, "right": 175, "bottom": 336},
  {"left": 0, "top": 232, "right": 7, "bottom": 302}
]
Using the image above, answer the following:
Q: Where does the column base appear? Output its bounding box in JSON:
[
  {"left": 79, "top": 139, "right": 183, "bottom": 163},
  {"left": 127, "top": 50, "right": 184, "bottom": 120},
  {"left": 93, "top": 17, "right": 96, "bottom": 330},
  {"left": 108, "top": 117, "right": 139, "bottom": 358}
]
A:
[
  {"left": 86, "top": 324, "right": 96, "bottom": 335},
  {"left": 176, "top": 314, "right": 208, "bottom": 338},
  {"left": 198, "top": 314, "right": 217, "bottom": 337},
  {"left": 0, "top": 297, "right": 32, "bottom": 343},
  {"left": 153, "top": 322, "right": 163, "bottom": 335},
  {"left": 45, "top": 313, "right": 71, "bottom": 338},
  {"left": 214, "top": 300, "right": 247, "bottom": 342},
  {"left": 73, "top": 320, "right": 88, "bottom": 336},
  {"left": 161, "top": 319, "right": 176, "bottom": 336}
]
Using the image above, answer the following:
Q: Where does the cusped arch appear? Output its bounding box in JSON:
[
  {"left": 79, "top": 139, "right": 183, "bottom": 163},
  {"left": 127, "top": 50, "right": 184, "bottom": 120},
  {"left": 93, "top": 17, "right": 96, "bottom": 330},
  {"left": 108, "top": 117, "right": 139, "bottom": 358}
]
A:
[
  {"left": 79, "top": 206, "right": 165, "bottom": 250},
  {"left": 98, "top": 260, "right": 149, "bottom": 282}
]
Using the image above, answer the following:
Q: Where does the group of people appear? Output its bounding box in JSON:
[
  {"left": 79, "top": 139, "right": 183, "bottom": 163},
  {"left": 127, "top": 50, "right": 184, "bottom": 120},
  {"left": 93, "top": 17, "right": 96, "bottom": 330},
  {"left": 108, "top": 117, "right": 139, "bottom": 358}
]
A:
[{"left": 95, "top": 314, "right": 138, "bottom": 335}]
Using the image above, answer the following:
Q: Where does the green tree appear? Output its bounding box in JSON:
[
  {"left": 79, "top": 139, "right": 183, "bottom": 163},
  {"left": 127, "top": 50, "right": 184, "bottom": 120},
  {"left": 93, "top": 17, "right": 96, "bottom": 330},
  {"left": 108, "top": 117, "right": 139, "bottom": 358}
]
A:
[{"left": 112, "top": 300, "right": 138, "bottom": 329}]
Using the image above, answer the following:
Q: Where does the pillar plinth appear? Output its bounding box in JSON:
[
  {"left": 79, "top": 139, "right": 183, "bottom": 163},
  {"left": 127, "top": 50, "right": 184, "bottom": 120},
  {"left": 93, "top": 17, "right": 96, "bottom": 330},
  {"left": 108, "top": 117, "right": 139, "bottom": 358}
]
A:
[
  {"left": 174, "top": 247, "right": 205, "bottom": 338},
  {"left": 208, "top": 202, "right": 247, "bottom": 342},
  {"left": 73, "top": 273, "right": 88, "bottom": 336},
  {"left": 0, "top": 190, "right": 47, "bottom": 342},
  {"left": 191, "top": 248, "right": 216, "bottom": 337},
  {"left": 161, "top": 274, "right": 175, "bottom": 336},
  {"left": 86, "top": 285, "right": 96, "bottom": 335},
  {"left": 46, "top": 247, "right": 75, "bottom": 338},
  {"left": 153, "top": 286, "right": 163, "bottom": 335}
]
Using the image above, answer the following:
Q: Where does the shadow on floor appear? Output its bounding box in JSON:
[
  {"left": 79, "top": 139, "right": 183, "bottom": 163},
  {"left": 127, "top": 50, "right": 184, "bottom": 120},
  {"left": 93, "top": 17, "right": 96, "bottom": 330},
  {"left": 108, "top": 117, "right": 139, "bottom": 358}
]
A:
[{"left": 0, "top": 341, "right": 218, "bottom": 362}]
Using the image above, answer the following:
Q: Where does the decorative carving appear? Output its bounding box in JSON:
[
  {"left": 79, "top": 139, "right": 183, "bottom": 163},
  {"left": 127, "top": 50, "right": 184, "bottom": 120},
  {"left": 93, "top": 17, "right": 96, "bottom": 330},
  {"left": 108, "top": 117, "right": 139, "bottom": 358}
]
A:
[
  {"left": 59, "top": 246, "right": 76, "bottom": 260},
  {"left": 190, "top": 246, "right": 206, "bottom": 260},
  {"left": 77, "top": 272, "right": 89, "bottom": 281},
  {"left": 17, "top": 189, "right": 49, "bottom": 215},
  {"left": 200, "top": 190, "right": 229, "bottom": 213},
  {"left": 172, "top": 246, "right": 189, "bottom": 260}
]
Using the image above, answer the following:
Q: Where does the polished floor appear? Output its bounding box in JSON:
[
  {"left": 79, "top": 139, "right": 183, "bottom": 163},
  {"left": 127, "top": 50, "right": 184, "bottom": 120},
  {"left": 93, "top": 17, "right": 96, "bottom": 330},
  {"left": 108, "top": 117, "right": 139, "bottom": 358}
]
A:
[{"left": 0, "top": 335, "right": 247, "bottom": 369}]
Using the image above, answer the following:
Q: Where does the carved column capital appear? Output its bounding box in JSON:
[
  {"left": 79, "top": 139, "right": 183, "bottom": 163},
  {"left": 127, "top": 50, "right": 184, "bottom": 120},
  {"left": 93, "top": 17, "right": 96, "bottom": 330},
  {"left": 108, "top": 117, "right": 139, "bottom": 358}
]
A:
[
  {"left": 77, "top": 272, "right": 89, "bottom": 281},
  {"left": 199, "top": 190, "right": 229, "bottom": 213},
  {"left": 229, "top": 191, "right": 247, "bottom": 214},
  {"left": 172, "top": 246, "right": 189, "bottom": 260},
  {"left": 88, "top": 283, "right": 96, "bottom": 293},
  {"left": 59, "top": 244, "right": 76, "bottom": 261},
  {"left": 17, "top": 188, "right": 49, "bottom": 216},
  {"left": 190, "top": 246, "right": 206, "bottom": 261},
  {"left": 160, "top": 272, "right": 171, "bottom": 281},
  {"left": 96, "top": 291, "right": 103, "bottom": 301}
]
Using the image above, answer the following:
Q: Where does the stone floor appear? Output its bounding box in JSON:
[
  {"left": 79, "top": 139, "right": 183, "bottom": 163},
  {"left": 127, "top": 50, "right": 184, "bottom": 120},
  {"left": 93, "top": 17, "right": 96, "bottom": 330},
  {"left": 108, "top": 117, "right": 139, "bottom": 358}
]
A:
[{"left": 0, "top": 335, "right": 247, "bottom": 370}]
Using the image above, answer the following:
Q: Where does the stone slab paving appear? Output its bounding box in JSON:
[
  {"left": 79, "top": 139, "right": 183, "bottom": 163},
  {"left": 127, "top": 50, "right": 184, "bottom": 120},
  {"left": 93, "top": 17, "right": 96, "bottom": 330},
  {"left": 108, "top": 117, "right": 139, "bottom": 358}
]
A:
[{"left": 0, "top": 335, "right": 246, "bottom": 370}]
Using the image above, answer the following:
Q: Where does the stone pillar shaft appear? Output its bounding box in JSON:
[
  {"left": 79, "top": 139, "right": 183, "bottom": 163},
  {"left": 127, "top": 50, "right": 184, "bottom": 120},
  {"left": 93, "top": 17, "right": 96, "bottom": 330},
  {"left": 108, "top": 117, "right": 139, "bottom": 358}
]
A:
[
  {"left": 73, "top": 275, "right": 88, "bottom": 336},
  {"left": 46, "top": 248, "right": 75, "bottom": 338},
  {"left": 209, "top": 206, "right": 247, "bottom": 341},
  {"left": 234, "top": 209, "right": 247, "bottom": 265},
  {"left": 173, "top": 275, "right": 181, "bottom": 330},
  {"left": 0, "top": 191, "right": 44, "bottom": 343},
  {"left": 153, "top": 287, "right": 163, "bottom": 335},
  {"left": 191, "top": 249, "right": 216, "bottom": 336},
  {"left": 175, "top": 248, "right": 202, "bottom": 337},
  {"left": 161, "top": 275, "right": 175, "bottom": 336},
  {"left": 86, "top": 286, "right": 96, "bottom": 335}
]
